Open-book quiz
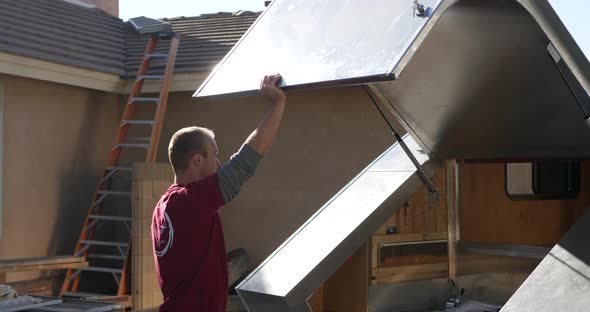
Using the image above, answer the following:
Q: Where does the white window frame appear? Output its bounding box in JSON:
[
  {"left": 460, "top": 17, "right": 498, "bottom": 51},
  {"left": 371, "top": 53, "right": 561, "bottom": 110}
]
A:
[{"left": 506, "top": 161, "right": 580, "bottom": 199}]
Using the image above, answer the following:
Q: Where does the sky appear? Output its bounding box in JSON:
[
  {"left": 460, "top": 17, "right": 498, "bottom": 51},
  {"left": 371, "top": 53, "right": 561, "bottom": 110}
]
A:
[
  {"left": 119, "top": 0, "right": 267, "bottom": 21},
  {"left": 549, "top": 0, "right": 589, "bottom": 60}
]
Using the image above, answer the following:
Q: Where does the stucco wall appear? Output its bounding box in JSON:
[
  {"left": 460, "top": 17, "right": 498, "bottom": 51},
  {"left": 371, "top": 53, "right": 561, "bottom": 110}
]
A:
[
  {"left": 156, "top": 86, "right": 393, "bottom": 265},
  {"left": 0, "top": 76, "right": 395, "bottom": 275},
  {"left": 0, "top": 74, "right": 123, "bottom": 271}
]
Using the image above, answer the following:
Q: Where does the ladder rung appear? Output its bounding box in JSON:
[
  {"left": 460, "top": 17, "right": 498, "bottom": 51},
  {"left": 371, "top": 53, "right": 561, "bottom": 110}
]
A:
[
  {"left": 121, "top": 120, "right": 154, "bottom": 126},
  {"left": 80, "top": 240, "right": 128, "bottom": 248},
  {"left": 129, "top": 97, "right": 159, "bottom": 104},
  {"left": 87, "top": 254, "right": 126, "bottom": 260},
  {"left": 79, "top": 266, "right": 123, "bottom": 274},
  {"left": 145, "top": 53, "right": 168, "bottom": 59},
  {"left": 115, "top": 142, "right": 150, "bottom": 149},
  {"left": 128, "top": 137, "right": 151, "bottom": 142},
  {"left": 105, "top": 166, "right": 133, "bottom": 172},
  {"left": 88, "top": 215, "right": 132, "bottom": 222},
  {"left": 100, "top": 166, "right": 133, "bottom": 183},
  {"left": 96, "top": 190, "right": 131, "bottom": 197},
  {"left": 137, "top": 75, "right": 164, "bottom": 80}
]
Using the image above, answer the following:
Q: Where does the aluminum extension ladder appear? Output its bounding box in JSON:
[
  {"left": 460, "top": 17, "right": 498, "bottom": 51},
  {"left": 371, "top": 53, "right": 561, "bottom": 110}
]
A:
[{"left": 60, "top": 33, "right": 179, "bottom": 298}]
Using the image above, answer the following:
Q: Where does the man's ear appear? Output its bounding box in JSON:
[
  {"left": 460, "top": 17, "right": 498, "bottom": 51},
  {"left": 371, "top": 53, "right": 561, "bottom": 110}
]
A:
[{"left": 192, "top": 153, "right": 202, "bottom": 168}]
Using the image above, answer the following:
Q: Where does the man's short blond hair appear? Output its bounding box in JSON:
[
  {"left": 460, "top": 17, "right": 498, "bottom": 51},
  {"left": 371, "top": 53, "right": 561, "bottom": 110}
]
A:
[{"left": 168, "top": 126, "right": 215, "bottom": 175}]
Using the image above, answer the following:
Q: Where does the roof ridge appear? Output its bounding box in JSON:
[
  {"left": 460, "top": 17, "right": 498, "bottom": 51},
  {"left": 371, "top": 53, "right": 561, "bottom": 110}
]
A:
[{"left": 162, "top": 11, "right": 261, "bottom": 22}]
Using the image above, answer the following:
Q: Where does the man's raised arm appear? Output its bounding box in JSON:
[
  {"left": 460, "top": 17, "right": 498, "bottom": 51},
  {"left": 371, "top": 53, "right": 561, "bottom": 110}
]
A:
[
  {"left": 216, "top": 74, "right": 286, "bottom": 204},
  {"left": 245, "top": 74, "right": 286, "bottom": 155}
]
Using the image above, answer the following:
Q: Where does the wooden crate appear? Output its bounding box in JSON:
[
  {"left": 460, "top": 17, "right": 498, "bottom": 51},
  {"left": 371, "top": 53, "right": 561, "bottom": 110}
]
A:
[{"left": 131, "top": 163, "right": 173, "bottom": 310}]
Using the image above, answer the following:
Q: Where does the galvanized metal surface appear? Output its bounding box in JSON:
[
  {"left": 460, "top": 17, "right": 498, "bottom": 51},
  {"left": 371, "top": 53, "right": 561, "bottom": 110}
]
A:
[
  {"left": 24, "top": 296, "right": 123, "bottom": 311},
  {"left": 194, "top": 0, "right": 590, "bottom": 159},
  {"left": 1, "top": 298, "right": 62, "bottom": 312},
  {"left": 501, "top": 207, "right": 590, "bottom": 311},
  {"left": 547, "top": 42, "right": 590, "bottom": 118},
  {"left": 237, "top": 136, "right": 440, "bottom": 311},
  {"left": 546, "top": 0, "right": 590, "bottom": 95},
  {"left": 375, "top": 0, "right": 590, "bottom": 159},
  {"left": 194, "top": 0, "right": 443, "bottom": 98}
]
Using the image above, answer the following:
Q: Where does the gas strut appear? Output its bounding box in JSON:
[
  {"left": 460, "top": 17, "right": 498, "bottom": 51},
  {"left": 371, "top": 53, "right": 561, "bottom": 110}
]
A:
[{"left": 364, "top": 85, "right": 438, "bottom": 193}]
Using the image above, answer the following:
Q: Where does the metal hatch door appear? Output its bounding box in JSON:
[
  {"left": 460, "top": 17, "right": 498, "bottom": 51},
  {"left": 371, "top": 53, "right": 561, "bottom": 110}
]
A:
[
  {"left": 193, "top": 0, "right": 443, "bottom": 98},
  {"left": 236, "top": 135, "right": 439, "bottom": 311}
]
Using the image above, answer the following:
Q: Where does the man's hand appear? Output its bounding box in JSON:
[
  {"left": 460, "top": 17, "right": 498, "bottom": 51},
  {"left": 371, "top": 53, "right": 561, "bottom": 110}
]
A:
[
  {"left": 260, "top": 74, "right": 286, "bottom": 103},
  {"left": 244, "top": 75, "right": 287, "bottom": 155}
]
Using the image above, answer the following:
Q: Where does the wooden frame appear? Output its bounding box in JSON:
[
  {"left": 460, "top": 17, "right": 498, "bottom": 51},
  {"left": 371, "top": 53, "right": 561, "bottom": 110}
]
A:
[
  {"left": 371, "top": 232, "right": 448, "bottom": 285},
  {"left": 0, "top": 256, "right": 87, "bottom": 286},
  {"left": 0, "top": 256, "right": 87, "bottom": 273},
  {"left": 372, "top": 263, "right": 449, "bottom": 284}
]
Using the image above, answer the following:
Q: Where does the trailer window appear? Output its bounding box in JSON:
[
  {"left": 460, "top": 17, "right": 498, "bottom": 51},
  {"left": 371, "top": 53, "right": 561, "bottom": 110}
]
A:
[{"left": 506, "top": 162, "right": 580, "bottom": 199}]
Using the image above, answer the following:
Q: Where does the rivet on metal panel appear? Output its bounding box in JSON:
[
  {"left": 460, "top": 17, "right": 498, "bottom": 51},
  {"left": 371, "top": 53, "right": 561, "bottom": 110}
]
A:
[{"left": 413, "top": 0, "right": 426, "bottom": 17}]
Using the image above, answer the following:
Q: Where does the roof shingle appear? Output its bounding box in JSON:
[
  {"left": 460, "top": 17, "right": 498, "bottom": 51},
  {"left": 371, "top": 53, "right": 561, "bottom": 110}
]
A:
[{"left": 0, "top": 0, "right": 259, "bottom": 77}]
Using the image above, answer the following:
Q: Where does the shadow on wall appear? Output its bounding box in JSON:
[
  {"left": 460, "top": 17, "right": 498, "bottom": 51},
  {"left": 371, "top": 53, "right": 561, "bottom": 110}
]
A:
[{"left": 49, "top": 90, "right": 125, "bottom": 256}]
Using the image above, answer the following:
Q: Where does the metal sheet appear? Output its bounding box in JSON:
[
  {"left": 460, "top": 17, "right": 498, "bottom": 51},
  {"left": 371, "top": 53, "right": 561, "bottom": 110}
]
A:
[
  {"left": 375, "top": 0, "right": 590, "bottom": 159},
  {"left": 236, "top": 136, "right": 440, "bottom": 311},
  {"left": 1, "top": 298, "right": 61, "bottom": 312},
  {"left": 547, "top": 42, "right": 590, "bottom": 118},
  {"left": 194, "top": 0, "right": 590, "bottom": 159},
  {"left": 194, "top": 0, "right": 442, "bottom": 98},
  {"left": 501, "top": 206, "right": 590, "bottom": 311}
]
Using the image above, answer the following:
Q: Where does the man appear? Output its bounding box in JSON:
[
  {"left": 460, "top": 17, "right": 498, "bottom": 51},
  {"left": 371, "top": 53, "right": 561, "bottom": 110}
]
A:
[{"left": 151, "top": 74, "right": 286, "bottom": 311}]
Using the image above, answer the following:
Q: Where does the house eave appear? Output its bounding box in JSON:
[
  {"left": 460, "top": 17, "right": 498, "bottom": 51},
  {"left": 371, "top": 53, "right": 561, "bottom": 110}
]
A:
[{"left": 0, "top": 52, "right": 207, "bottom": 94}]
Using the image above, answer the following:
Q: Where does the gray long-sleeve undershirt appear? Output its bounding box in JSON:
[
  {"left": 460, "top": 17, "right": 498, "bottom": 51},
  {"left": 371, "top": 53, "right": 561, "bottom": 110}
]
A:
[{"left": 217, "top": 144, "right": 263, "bottom": 204}]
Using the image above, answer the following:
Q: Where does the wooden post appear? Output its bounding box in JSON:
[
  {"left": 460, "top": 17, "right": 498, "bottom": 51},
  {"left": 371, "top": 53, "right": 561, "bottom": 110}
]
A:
[
  {"left": 132, "top": 163, "right": 173, "bottom": 310},
  {"left": 446, "top": 160, "right": 460, "bottom": 281}
]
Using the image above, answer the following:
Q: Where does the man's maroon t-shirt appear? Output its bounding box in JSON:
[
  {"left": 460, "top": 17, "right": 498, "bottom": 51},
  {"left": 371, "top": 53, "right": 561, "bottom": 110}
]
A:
[{"left": 152, "top": 174, "right": 227, "bottom": 311}]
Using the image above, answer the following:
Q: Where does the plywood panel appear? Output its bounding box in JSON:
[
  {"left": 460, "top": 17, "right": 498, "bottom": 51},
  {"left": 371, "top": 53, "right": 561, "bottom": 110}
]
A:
[
  {"left": 324, "top": 243, "right": 369, "bottom": 312},
  {"left": 370, "top": 168, "right": 448, "bottom": 284},
  {"left": 375, "top": 168, "right": 447, "bottom": 235},
  {"left": 308, "top": 284, "right": 325, "bottom": 312},
  {"left": 460, "top": 162, "right": 590, "bottom": 246}
]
